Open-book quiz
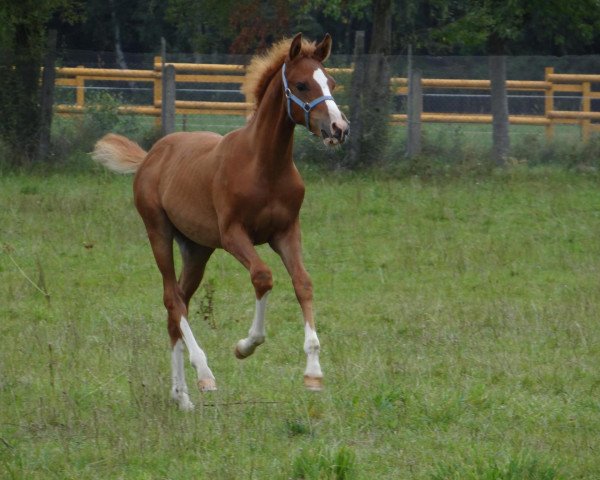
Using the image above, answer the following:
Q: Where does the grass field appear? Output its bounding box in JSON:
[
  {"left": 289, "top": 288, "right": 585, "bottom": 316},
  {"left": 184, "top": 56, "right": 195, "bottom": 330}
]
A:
[{"left": 1, "top": 166, "right": 600, "bottom": 479}]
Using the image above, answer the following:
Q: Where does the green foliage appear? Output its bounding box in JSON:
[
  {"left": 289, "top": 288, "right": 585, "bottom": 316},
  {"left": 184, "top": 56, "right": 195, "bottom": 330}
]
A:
[
  {"left": 49, "top": 94, "right": 158, "bottom": 169},
  {"left": 431, "top": 0, "right": 600, "bottom": 54},
  {"left": 292, "top": 446, "right": 357, "bottom": 479},
  {"left": 0, "top": 0, "right": 82, "bottom": 163},
  {"left": 300, "top": 0, "right": 372, "bottom": 23},
  {"left": 432, "top": 453, "right": 563, "bottom": 480},
  {"left": 165, "top": 0, "right": 235, "bottom": 53},
  {"left": 0, "top": 0, "right": 81, "bottom": 52}
]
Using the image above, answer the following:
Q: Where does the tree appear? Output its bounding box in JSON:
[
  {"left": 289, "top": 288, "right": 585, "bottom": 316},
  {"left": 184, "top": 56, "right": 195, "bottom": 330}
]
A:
[
  {"left": 346, "top": 0, "right": 392, "bottom": 168},
  {"left": 165, "top": 0, "right": 235, "bottom": 53},
  {"left": 433, "top": 0, "right": 600, "bottom": 165},
  {"left": 304, "top": 0, "right": 392, "bottom": 168},
  {"left": 0, "top": 0, "right": 81, "bottom": 163}
]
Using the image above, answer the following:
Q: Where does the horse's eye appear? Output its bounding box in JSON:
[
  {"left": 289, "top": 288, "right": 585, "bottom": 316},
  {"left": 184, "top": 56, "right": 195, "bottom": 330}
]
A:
[{"left": 296, "top": 82, "right": 308, "bottom": 92}]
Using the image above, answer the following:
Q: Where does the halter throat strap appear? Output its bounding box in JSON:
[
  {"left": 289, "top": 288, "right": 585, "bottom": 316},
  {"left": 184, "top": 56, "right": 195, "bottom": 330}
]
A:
[{"left": 281, "top": 63, "right": 334, "bottom": 131}]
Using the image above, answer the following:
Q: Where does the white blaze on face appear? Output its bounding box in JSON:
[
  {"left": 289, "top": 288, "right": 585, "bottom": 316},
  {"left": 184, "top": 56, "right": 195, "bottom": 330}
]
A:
[{"left": 313, "top": 68, "right": 345, "bottom": 142}]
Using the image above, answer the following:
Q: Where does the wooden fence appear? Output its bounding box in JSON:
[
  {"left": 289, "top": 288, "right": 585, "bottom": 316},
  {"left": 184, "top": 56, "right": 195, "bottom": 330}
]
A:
[{"left": 54, "top": 59, "right": 600, "bottom": 141}]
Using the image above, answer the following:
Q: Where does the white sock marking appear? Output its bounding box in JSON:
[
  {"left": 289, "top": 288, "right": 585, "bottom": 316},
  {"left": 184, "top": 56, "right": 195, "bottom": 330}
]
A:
[
  {"left": 236, "top": 293, "right": 268, "bottom": 356},
  {"left": 304, "top": 323, "right": 323, "bottom": 378},
  {"left": 180, "top": 316, "right": 215, "bottom": 381},
  {"left": 171, "top": 339, "right": 194, "bottom": 410}
]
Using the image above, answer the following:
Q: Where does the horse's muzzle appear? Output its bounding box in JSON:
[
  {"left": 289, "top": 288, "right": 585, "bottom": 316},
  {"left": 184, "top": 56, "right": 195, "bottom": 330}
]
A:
[{"left": 321, "top": 118, "right": 350, "bottom": 146}]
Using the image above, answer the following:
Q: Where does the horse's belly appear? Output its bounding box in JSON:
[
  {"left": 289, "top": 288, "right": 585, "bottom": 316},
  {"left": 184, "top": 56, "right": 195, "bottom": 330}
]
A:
[
  {"left": 170, "top": 213, "right": 222, "bottom": 248},
  {"left": 163, "top": 197, "right": 221, "bottom": 248}
]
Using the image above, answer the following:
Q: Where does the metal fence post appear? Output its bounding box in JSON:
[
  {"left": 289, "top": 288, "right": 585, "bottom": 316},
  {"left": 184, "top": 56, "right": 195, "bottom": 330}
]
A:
[
  {"left": 406, "top": 68, "right": 422, "bottom": 158},
  {"left": 162, "top": 64, "right": 176, "bottom": 136}
]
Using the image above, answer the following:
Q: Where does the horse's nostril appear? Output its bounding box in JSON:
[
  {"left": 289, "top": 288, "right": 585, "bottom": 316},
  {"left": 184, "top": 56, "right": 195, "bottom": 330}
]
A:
[{"left": 331, "top": 122, "right": 343, "bottom": 140}]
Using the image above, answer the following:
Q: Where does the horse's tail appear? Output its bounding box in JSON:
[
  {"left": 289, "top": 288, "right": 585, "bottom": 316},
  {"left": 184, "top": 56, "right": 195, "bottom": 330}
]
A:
[{"left": 92, "top": 133, "right": 147, "bottom": 174}]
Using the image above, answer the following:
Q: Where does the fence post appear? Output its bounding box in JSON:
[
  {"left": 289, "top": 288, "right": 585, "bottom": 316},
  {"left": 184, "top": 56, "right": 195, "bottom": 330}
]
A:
[
  {"left": 162, "top": 64, "right": 176, "bottom": 136},
  {"left": 406, "top": 69, "right": 422, "bottom": 158},
  {"left": 544, "top": 67, "right": 555, "bottom": 141},
  {"left": 153, "top": 55, "right": 162, "bottom": 129},
  {"left": 582, "top": 81, "right": 591, "bottom": 142},
  {"left": 76, "top": 66, "right": 85, "bottom": 109},
  {"left": 36, "top": 29, "right": 57, "bottom": 163}
]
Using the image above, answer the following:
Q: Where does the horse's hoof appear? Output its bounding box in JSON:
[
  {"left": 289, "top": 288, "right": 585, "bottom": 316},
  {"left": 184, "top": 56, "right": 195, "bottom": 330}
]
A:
[
  {"left": 198, "top": 378, "right": 217, "bottom": 392},
  {"left": 234, "top": 345, "right": 250, "bottom": 359},
  {"left": 304, "top": 375, "right": 323, "bottom": 391},
  {"left": 178, "top": 398, "right": 195, "bottom": 411},
  {"left": 171, "top": 389, "right": 195, "bottom": 410}
]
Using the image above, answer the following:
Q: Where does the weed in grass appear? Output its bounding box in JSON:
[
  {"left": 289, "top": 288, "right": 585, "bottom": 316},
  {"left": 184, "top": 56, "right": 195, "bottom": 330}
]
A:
[
  {"left": 291, "top": 445, "right": 357, "bottom": 480},
  {"left": 285, "top": 418, "right": 312, "bottom": 437},
  {"left": 431, "top": 453, "right": 563, "bottom": 480}
]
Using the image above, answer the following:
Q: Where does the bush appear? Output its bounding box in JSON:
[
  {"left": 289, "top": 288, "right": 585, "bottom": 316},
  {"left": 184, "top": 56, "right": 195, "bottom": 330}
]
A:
[{"left": 50, "top": 92, "right": 158, "bottom": 169}]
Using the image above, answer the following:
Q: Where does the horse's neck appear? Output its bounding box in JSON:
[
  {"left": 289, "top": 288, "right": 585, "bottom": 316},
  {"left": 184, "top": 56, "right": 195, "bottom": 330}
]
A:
[{"left": 247, "top": 71, "right": 295, "bottom": 170}]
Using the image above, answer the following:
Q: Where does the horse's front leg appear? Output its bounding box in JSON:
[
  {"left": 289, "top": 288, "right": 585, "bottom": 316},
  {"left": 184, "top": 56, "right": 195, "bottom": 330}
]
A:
[
  {"left": 221, "top": 224, "right": 273, "bottom": 359},
  {"left": 271, "top": 222, "right": 323, "bottom": 391}
]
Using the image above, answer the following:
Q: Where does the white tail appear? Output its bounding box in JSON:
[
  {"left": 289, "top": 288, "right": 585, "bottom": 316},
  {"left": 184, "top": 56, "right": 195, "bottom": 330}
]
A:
[{"left": 91, "top": 133, "right": 147, "bottom": 174}]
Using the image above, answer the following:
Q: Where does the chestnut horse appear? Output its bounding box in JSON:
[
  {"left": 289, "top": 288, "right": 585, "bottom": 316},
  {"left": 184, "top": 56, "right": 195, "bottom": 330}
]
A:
[{"left": 92, "top": 33, "right": 348, "bottom": 410}]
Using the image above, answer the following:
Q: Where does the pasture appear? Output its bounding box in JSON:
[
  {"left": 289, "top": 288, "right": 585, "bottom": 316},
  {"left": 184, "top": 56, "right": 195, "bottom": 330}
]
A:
[{"left": 1, "top": 166, "right": 599, "bottom": 478}]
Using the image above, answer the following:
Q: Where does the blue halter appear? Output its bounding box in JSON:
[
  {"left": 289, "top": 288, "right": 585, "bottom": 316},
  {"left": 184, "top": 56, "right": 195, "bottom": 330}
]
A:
[{"left": 282, "top": 63, "right": 334, "bottom": 131}]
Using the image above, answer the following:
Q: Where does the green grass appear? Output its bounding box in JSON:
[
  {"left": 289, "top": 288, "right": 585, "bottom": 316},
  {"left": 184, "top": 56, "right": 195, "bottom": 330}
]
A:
[{"left": 1, "top": 166, "right": 600, "bottom": 478}]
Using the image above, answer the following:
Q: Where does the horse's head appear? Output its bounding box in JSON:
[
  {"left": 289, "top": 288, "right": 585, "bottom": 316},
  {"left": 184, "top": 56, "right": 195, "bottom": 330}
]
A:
[{"left": 283, "top": 33, "right": 349, "bottom": 146}]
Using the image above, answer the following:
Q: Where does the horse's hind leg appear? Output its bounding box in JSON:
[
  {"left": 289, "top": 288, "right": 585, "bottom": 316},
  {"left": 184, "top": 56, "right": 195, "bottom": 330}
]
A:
[
  {"left": 138, "top": 206, "right": 216, "bottom": 409},
  {"left": 176, "top": 236, "right": 214, "bottom": 310},
  {"left": 166, "top": 236, "right": 215, "bottom": 408}
]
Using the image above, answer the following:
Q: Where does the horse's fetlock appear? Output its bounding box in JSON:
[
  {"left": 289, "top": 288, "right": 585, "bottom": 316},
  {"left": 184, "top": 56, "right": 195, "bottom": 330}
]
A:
[
  {"left": 189, "top": 350, "right": 206, "bottom": 370},
  {"left": 304, "top": 337, "right": 320, "bottom": 355}
]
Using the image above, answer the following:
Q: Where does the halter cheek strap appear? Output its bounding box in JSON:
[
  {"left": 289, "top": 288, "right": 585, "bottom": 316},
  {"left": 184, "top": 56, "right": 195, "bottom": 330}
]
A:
[{"left": 282, "top": 63, "right": 334, "bottom": 131}]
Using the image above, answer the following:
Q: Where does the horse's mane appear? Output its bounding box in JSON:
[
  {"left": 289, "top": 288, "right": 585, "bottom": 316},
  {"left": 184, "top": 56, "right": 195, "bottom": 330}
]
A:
[{"left": 242, "top": 38, "right": 318, "bottom": 110}]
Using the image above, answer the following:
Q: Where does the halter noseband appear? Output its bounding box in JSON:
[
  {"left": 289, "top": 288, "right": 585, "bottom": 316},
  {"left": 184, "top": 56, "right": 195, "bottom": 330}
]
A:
[{"left": 282, "top": 63, "right": 334, "bottom": 131}]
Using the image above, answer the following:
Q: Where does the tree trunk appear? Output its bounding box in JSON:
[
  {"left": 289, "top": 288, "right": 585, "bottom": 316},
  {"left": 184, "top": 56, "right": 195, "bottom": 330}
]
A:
[
  {"left": 109, "top": 0, "right": 129, "bottom": 70},
  {"left": 37, "top": 30, "right": 58, "bottom": 163},
  {"left": 0, "top": 24, "right": 43, "bottom": 163},
  {"left": 488, "top": 35, "right": 510, "bottom": 166},
  {"left": 346, "top": 31, "right": 366, "bottom": 167},
  {"left": 345, "top": 0, "right": 392, "bottom": 168}
]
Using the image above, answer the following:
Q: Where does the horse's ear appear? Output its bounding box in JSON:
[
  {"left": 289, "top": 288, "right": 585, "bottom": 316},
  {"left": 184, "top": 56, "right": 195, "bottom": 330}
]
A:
[
  {"left": 314, "top": 33, "right": 332, "bottom": 63},
  {"left": 289, "top": 33, "right": 303, "bottom": 60}
]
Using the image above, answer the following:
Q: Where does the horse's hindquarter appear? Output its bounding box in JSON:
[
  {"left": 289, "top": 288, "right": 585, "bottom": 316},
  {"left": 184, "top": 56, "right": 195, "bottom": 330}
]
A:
[{"left": 135, "top": 132, "right": 224, "bottom": 248}]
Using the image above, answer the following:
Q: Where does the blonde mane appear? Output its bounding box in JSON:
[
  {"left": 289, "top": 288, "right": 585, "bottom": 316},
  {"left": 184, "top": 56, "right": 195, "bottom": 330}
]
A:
[{"left": 242, "top": 38, "right": 318, "bottom": 110}]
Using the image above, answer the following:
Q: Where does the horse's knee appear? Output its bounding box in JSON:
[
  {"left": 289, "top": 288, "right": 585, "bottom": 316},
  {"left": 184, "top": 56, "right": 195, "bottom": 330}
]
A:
[
  {"left": 251, "top": 265, "right": 273, "bottom": 298},
  {"left": 163, "top": 288, "right": 187, "bottom": 320},
  {"left": 293, "top": 275, "right": 313, "bottom": 303},
  {"left": 167, "top": 318, "right": 182, "bottom": 344}
]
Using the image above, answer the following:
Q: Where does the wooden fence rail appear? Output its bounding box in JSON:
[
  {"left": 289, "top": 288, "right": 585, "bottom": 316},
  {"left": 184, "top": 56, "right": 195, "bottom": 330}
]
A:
[{"left": 54, "top": 59, "right": 600, "bottom": 141}]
